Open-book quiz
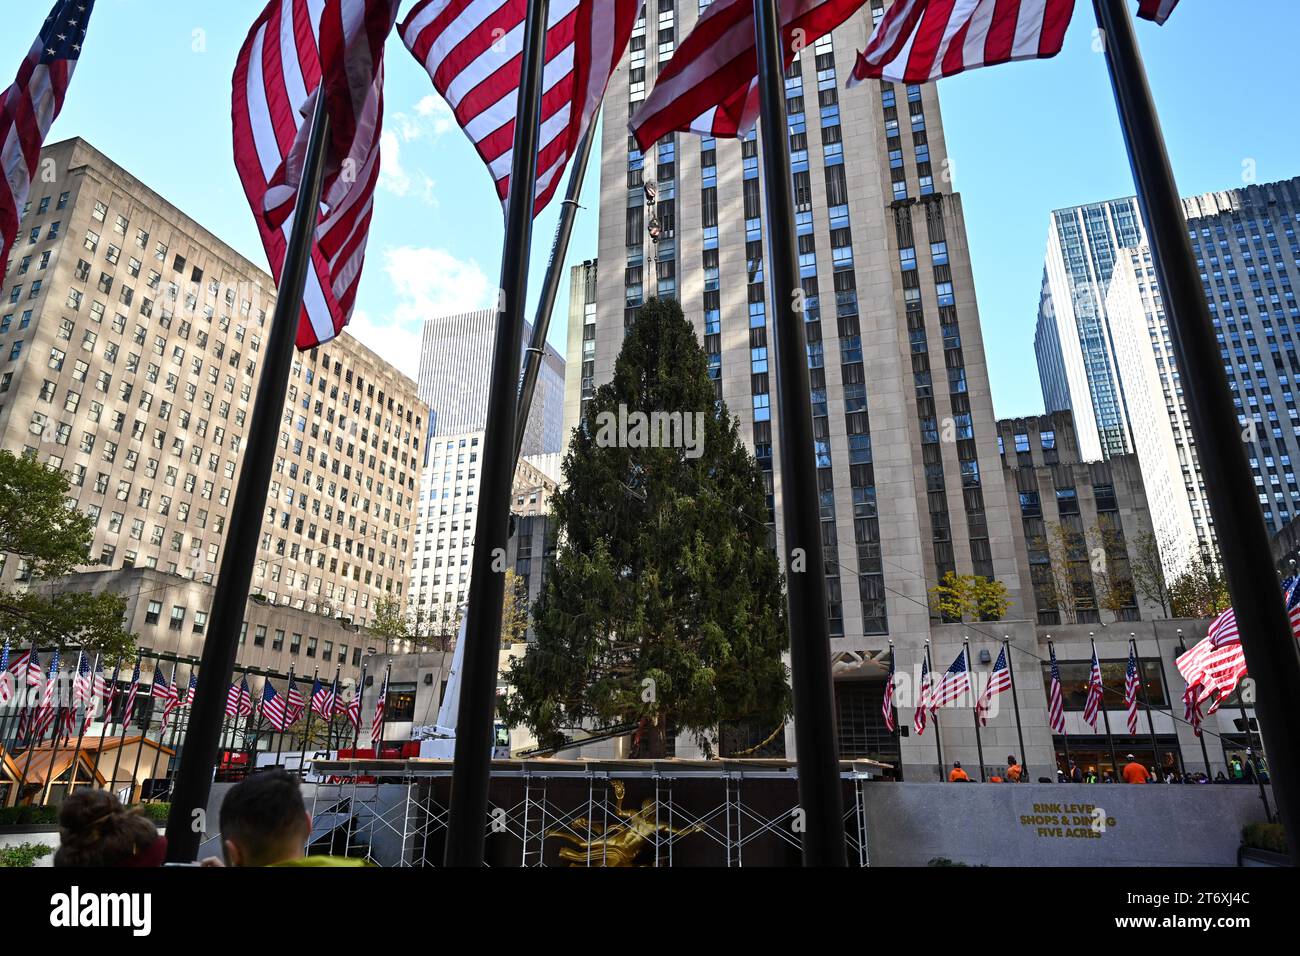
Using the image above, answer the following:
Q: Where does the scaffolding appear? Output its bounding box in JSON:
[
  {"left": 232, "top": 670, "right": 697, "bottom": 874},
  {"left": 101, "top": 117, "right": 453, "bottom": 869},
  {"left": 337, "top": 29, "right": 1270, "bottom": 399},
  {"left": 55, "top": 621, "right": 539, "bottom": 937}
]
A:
[{"left": 307, "top": 758, "right": 887, "bottom": 867}]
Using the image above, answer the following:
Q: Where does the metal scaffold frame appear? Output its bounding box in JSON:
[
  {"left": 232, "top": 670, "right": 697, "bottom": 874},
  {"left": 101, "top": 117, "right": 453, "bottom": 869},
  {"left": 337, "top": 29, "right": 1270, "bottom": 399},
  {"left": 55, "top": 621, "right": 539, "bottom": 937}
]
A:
[{"left": 306, "top": 758, "right": 887, "bottom": 867}]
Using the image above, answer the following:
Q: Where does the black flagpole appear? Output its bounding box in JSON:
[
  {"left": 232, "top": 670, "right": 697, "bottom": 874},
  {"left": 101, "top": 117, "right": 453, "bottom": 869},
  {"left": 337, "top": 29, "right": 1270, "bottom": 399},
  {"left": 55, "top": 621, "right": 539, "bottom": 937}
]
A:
[
  {"left": 928, "top": 641, "right": 943, "bottom": 780},
  {"left": 1050, "top": 639, "right": 1072, "bottom": 777},
  {"left": 1003, "top": 638, "right": 1029, "bottom": 781},
  {"left": 1095, "top": 0, "right": 1300, "bottom": 856},
  {"left": 966, "top": 640, "right": 985, "bottom": 781},
  {"left": 513, "top": 120, "right": 597, "bottom": 461},
  {"left": 1131, "top": 636, "right": 1162, "bottom": 778},
  {"left": 751, "top": 0, "right": 845, "bottom": 866},
  {"left": 444, "top": 0, "right": 550, "bottom": 868},
  {"left": 1090, "top": 636, "right": 1120, "bottom": 779},
  {"left": 165, "top": 93, "right": 332, "bottom": 862}
]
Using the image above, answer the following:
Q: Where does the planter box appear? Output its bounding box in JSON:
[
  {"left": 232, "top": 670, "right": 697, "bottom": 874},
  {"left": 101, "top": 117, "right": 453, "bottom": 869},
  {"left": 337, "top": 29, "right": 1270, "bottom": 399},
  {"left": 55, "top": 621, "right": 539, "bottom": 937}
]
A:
[{"left": 1238, "top": 846, "right": 1290, "bottom": 867}]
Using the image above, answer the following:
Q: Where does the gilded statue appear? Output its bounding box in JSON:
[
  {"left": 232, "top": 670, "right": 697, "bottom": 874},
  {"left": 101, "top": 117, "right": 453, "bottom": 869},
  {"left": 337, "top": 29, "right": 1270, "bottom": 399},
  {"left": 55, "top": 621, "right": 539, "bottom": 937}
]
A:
[{"left": 544, "top": 779, "right": 702, "bottom": 866}]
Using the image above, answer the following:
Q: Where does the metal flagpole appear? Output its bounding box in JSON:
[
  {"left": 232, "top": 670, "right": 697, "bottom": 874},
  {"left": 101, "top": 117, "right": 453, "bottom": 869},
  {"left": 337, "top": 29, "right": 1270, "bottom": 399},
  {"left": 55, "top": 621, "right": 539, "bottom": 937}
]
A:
[
  {"left": 1235, "top": 688, "right": 1274, "bottom": 822},
  {"left": 275, "top": 666, "right": 293, "bottom": 768},
  {"left": 64, "top": 653, "right": 95, "bottom": 796},
  {"left": 17, "top": 647, "right": 42, "bottom": 802},
  {"left": 299, "top": 667, "right": 319, "bottom": 777},
  {"left": 40, "top": 666, "right": 69, "bottom": 805},
  {"left": 1050, "top": 640, "right": 1072, "bottom": 777},
  {"left": 1093, "top": 0, "right": 1300, "bottom": 859},
  {"left": 165, "top": 93, "right": 332, "bottom": 862},
  {"left": 93, "top": 658, "right": 119, "bottom": 791},
  {"left": 108, "top": 656, "right": 139, "bottom": 802},
  {"left": 374, "top": 663, "right": 391, "bottom": 756},
  {"left": 1177, "top": 637, "right": 1213, "bottom": 776},
  {"left": 751, "top": 0, "right": 844, "bottom": 865},
  {"left": 444, "top": 0, "right": 550, "bottom": 869},
  {"left": 349, "top": 664, "right": 367, "bottom": 754},
  {"left": 1090, "top": 637, "right": 1120, "bottom": 780},
  {"left": 1131, "top": 636, "right": 1162, "bottom": 780},
  {"left": 1003, "top": 638, "right": 1029, "bottom": 781},
  {"left": 966, "top": 640, "right": 985, "bottom": 781},
  {"left": 886, "top": 640, "right": 899, "bottom": 769},
  {"left": 127, "top": 660, "right": 156, "bottom": 803},
  {"left": 145, "top": 662, "right": 177, "bottom": 795},
  {"left": 928, "top": 642, "right": 944, "bottom": 780},
  {"left": 513, "top": 121, "right": 597, "bottom": 462}
]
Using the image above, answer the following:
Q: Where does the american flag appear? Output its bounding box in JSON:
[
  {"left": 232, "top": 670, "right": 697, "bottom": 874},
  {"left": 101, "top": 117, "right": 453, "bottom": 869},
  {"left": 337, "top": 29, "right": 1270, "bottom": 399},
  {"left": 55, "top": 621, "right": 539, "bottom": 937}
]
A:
[
  {"left": 285, "top": 673, "right": 306, "bottom": 724},
  {"left": 913, "top": 653, "right": 931, "bottom": 735},
  {"left": 1047, "top": 643, "right": 1065, "bottom": 734},
  {"left": 931, "top": 647, "right": 970, "bottom": 709},
  {"left": 1124, "top": 646, "right": 1141, "bottom": 734},
  {"left": 402, "top": 0, "right": 640, "bottom": 216},
  {"left": 261, "top": 680, "right": 292, "bottom": 733},
  {"left": 1082, "top": 649, "right": 1104, "bottom": 730},
  {"left": 153, "top": 665, "right": 182, "bottom": 730},
  {"left": 226, "top": 675, "right": 254, "bottom": 719},
  {"left": 82, "top": 657, "right": 111, "bottom": 735},
  {"left": 15, "top": 648, "right": 42, "bottom": 688},
  {"left": 181, "top": 672, "right": 198, "bottom": 707},
  {"left": 975, "top": 646, "right": 1011, "bottom": 727},
  {"left": 1137, "top": 0, "right": 1180, "bottom": 24},
  {"left": 849, "top": 0, "right": 1075, "bottom": 86},
  {"left": 72, "top": 652, "right": 92, "bottom": 707},
  {"left": 881, "top": 651, "right": 896, "bottom": 733},
  {"left": 31, "top": 649, "right": 61, "bottom": 741},
  {"left": 631, "top": 0, "right": 862, "bottom": 152},
  {"left": 312, "top": 675, "right": 336, "bottom": 718},
  {"left": 1175, "top": 601, "right": 1300, "bottom": 713},
  {"left": 339, "top": 683, "right": 362, "bottom": 728},
  {"left": 0, "top": 641, "right": 13, "bottom": 705},
  {"left": 121, "top": 656, "right": 142, "bottom": 727},
  {"left": 0, "top": 0, "right": 97, "bottom": 266},
  {"left": 232, "top": 0, "right": 400, "bottom": 350},
  {"left": 371, "top": 669, "right": 389, "bottom": 746}
]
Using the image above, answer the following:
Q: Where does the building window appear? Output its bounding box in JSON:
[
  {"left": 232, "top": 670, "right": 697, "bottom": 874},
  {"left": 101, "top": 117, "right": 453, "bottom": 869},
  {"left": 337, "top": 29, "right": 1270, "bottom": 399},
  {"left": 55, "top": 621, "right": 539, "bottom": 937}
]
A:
[
  {"left": 169, "top": 605, "right": 186, "bottom": 630},
  {"left": 145, "top": 601, "right": 162, "bottom": 625}
]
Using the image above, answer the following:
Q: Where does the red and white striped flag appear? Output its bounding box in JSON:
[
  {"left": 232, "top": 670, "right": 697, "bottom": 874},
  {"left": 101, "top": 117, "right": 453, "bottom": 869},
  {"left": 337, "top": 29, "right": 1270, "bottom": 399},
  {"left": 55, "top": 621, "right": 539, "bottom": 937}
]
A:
[
  {"left": 233, "top": 0, "right": 400, "bottom": 350},
  {"left": 881, "top": 654, "right": 896, "bottom": 733},
  {"left": 0, "top": 642, "right": 15, "bottom": 706},
  {"left": 31, "top": 650, "right": 61, "bottom": 741},
  {"left": 338, "top": 685, "right": 362, "bottom": 728},
  {"left": 975, "top": 645, "right": 1011, "bottom": 727},
  {"left": 913, "top": 653, "right": 931, "bottom": 735},
  {"left": 1123, "top": 646, "right": 1141, "bottom": 734},
  {"left": 1081, "top": 649, "right": 1104, "bottom": 730},
  {"left": 261, "top": 680, "right": 292, "bottom": 732},
  {"left": 284, "top": 673, "right": 306, "bottom": 724},
  {"left": 0, "top": 0, "right": 97, "bottom": 267},
  {"left": 371, "top": 670, "right": 389, "bottom": 746},
  {"left": 930, "top": 647, "right": 970, "bottom": 709},
  {"left": 226, "top": 676, "right": 255, "bottom": 720},
  {"left": 631, "top": 0, "right": 863, "bottom": 152},
  {"left": 402, "top": 0, "right": 640, "bottom": 216},
  {"left": 1176, "top": 602, "right": 1300, "bottom": 713},
  {"left": 1137, "top": 0, "right": 1179, "bottom": 24},
  {"left": 849, "top": 0, "right": 1075, "bottom": 86},
  {"left": 1182, "top": 682, "right": 1202, "bottom": 738},
  {"left": 1047, "top": 643, "right": 1066, "bottom": 734}
]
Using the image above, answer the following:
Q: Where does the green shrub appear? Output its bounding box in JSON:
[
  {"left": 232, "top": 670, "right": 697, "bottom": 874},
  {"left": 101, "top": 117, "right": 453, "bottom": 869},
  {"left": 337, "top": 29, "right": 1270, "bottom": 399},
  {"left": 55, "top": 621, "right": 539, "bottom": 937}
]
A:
[
  {"left": 0, "top": 805, "right": 58, "bottom": 826},
  {"left": 139, "top": 802, "right": 170, "bottom": 824},
  {"left": 1242, "top": 822, "right": 1288, "bottom": 854},
  {"left": 0, "top": 842, "right": 53, "bottom": 868}
]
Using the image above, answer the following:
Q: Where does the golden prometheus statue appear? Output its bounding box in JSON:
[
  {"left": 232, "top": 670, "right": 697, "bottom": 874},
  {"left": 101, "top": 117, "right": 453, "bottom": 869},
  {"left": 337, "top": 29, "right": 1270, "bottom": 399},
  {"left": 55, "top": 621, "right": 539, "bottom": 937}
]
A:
[{"left": 544, "top": 779, "right": 702, "bottom": 866}]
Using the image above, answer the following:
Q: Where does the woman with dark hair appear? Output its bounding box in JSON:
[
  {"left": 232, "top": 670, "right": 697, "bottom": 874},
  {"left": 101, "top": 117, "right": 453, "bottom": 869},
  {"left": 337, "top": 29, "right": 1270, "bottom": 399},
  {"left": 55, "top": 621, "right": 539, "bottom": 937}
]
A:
[{"left": 53, "top": 789, "right": 167, "bottom": 867}]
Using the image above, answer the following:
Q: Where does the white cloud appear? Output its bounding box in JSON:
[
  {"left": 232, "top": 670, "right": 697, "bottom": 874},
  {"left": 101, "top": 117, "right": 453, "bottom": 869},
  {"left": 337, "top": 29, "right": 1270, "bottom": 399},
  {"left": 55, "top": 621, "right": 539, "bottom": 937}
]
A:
[
  {"left": 347, "top": 246, "right": 495, "bottom": 379},
  {"left": 377, "top": 130, "right": 437, "bottom": 203}
]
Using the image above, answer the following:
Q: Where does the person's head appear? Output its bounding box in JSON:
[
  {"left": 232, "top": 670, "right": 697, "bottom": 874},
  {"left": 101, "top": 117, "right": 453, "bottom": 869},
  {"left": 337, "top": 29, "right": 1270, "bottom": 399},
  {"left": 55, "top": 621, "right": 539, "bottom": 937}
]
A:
[
  {"left": 953, "top": 761, "right": 962, "bottom": 769},
  {"left": 54, "top": 788, "right": 166, "bottom": 867},
  {"left": 219, "top": 769, "right": 311, "bottom": 867},
  {"left": 1069, "top": 760, "right": 1076, "bottom": 768},
  {"left": 1126, "top": 753, "right": 1136, "bottom": 762},
  {"left": 1007, "top": 755, "right": 1017, "bottom": 765}
]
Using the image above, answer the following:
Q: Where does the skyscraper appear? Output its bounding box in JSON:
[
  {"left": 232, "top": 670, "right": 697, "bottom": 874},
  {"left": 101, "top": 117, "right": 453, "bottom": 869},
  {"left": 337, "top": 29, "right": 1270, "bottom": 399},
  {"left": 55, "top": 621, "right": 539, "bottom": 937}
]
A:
[
  {"left": 1034, "top": 176, "right": 1300, "bottom": 557},
  {"left": 568, "top": 2, "right": 1023, "bottom": 710},
  {"left": 1033, "top": 197, "right": 1146, "bottom": 462},
  {"left": 417, "top": 309, "right": 565, "bottom": 457}
]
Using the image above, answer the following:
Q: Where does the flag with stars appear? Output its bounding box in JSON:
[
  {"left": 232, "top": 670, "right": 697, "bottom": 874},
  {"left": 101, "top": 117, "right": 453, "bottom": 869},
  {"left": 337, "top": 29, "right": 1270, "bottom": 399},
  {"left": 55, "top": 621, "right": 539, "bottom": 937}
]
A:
[
  {"left": 881, "top": 652, "right": 896, "bottom": 734},
  {"left": 1048, "top": 643, "right": 1066, "bottom": 734},
  {"left": 1, "top": 0, "right": 97, "bottom": 266},
  {"left": 931, "top": 647, "right": 971, "bottom": 710},
  {"left": 1124, "top": 645, "right": 1141, "bottom": 734},
  {"left": 121, "top": 655, "right": 142, "bottom": 727},
  {"left": 0, "top": 640, "right": 12, "bottom": 705},
  {"left": 975, "top": 646, "right": 1011, "bottom": 727},
  {"left": 913, "top": 653, "right": 931, "bottom": 736},
  {"left": 1082, "top": 649, "right": 1104, "bottom": 731}
]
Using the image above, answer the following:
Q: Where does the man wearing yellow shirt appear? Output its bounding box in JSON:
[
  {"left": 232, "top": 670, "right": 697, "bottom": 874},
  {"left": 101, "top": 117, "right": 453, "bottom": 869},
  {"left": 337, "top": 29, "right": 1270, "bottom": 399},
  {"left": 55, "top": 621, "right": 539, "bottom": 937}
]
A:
[{"left": 215, "top": 768, "right": 369, "bottom": 867}]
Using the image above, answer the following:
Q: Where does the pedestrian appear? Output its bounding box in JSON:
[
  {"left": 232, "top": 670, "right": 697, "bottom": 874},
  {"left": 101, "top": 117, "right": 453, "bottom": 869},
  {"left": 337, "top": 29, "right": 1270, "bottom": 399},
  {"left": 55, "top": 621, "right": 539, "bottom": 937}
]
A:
[
  {"left": 1121, "top": 753, "right": 1151, "bottom": 784},
  {"left": 53, "top": 789, "right": 167, "bottom": 867},
  {"left": 948, "top": 761, "right": 970, "bottom": 783},
  {"left": 213, "top": 768, "right": 366, "bottom": 867},
  {"left": 1069, "top": 760, "right": 1084, "bottom": 783}
]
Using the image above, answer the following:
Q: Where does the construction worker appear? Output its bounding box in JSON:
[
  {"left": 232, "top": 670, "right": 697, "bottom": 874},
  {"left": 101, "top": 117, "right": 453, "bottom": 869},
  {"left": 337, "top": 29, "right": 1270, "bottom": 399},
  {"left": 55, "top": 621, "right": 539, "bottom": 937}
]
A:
[
  {"left": 949, "top": 761, "right": 970, "bottom": 782},
  {"left": 1121, "top": 753, "right": 1151, "bottom": 784},
  {"left": 1006, "top": 754, "right": 1024, "bottom": 783}
]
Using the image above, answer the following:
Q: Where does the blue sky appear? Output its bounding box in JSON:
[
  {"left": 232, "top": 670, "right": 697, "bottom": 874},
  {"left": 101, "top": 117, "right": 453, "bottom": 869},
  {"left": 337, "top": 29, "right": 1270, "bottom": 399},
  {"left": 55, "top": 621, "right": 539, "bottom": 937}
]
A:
[{"left": 9, "top": 1, "right": 1297, "bottom": 414}]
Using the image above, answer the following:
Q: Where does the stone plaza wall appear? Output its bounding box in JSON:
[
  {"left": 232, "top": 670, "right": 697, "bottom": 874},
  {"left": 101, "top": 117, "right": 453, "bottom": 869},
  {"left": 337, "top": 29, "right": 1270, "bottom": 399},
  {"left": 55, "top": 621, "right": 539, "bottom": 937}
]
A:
[{"left": 861, "top": 783, "right": 1271, "bottom": 867}]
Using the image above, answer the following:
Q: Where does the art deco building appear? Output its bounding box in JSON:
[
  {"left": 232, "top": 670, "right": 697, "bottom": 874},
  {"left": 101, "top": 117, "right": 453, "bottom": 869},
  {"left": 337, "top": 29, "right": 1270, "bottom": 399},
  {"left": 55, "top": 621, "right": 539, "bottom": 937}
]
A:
[
  {"left": 571, "top": 2, "right": 1024, "bottom": 717},
  {"left": 0, "top": 138, "right": 424, "bottom": 635}
]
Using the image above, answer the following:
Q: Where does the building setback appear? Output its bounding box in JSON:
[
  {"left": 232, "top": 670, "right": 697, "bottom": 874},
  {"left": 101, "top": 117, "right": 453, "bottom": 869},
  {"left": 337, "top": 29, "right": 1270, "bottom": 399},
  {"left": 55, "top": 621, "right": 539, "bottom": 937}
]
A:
[{"left": 0, "top": 138, "right": 425, "bottom": 630}]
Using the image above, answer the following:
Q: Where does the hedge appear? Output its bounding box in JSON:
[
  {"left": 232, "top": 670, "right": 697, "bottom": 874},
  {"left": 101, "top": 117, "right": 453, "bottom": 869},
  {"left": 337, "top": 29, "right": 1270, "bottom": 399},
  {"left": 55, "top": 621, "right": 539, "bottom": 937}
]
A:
[
  {"left": 1242, "top": 822, "right": 1288, "bottom": 854},
  {"left": 0, "top": 842, "right": 53, "bottom": 868},
  {"left": 0, "top": 801, "right": 170, "bottom": 827}
]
